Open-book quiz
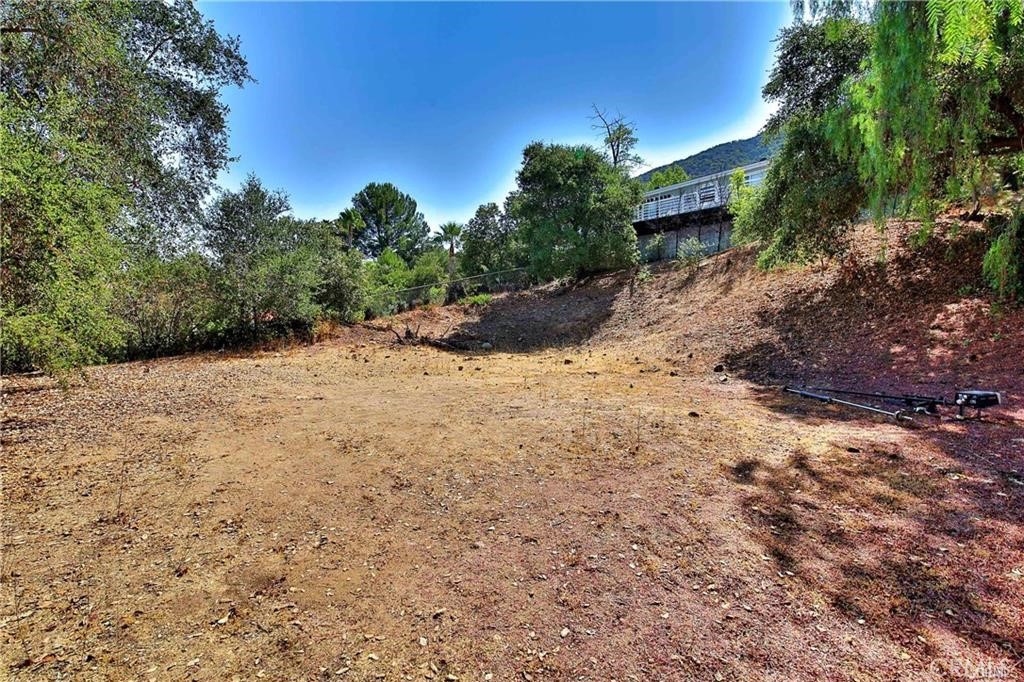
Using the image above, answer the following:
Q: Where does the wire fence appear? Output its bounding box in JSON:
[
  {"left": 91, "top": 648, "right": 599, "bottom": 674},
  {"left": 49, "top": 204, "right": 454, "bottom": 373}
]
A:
[{"left": 375, "top": 268, "right": 531, "bottom": 313}]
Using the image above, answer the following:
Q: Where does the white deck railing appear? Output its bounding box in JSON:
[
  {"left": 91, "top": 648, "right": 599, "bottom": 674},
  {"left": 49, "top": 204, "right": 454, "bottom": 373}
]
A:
[{"left": 633, "top": 159, "right": 770, "bottom": 223}]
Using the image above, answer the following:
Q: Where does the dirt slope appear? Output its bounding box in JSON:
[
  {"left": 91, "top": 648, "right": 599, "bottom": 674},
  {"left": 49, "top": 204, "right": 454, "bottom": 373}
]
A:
[
  {"left": 398, "top": 219, "right": 1022, "bottom": 403},
  {"left": 2, "top": 219, "right": 1022, "bottom": 681}
]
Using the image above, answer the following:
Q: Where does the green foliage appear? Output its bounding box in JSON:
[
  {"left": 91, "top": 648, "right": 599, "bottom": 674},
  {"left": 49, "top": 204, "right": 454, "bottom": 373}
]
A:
[
  {"left": 762, "top": 18, "right": 872, "bottom": 135},
  {"left": 435, "top": 222, "right": 463, "bottom": 253},
  {"left": 675, "top": 237, "right": 706, "bottom": 274},
  {"left": 839, "top": 3, "right": 947, "bottom": 223},
  {"left": 458, "top": 293, "right": 493, "bottom": 307},
  {"left": 116, "top": 253, "right": 216, "bottom": 357},
  {"left": 644, "top": 165, "right": 689, "bottom": 191},
  {"left": 837, "top": 1, "right": 1024, "bottom": 215},
  {"left": 362, "top": 249, "right": 411, "bottom": 318},
  {"left": 460, "top": 202, "right": 526, "bottom": 275},
  {"left": 435, "top": 221, "right": 463, "bottom": 277},
  {"left": 644, "top": 232, "right": 667, "bottom": 261},
  {"left": 351, "top": 182, "right": 431, "bottom": 262},
  {"left": 1, "top": 0, "right": 251, "bottom": 248},
  {"left": 925, "top": 0, "right": 1023, "bottom": 68},
  {"left": 426, "top": 286, "right": 447, "bottom": 306},
  {"left": 335, "top": 208, "right": 366, "bottom": 249},
  {"left": 1, "top": 0, "right": 250, "bottom": 375},
  {"left": 370, "top": 249, "right": 412, "bottom": 288},
  {"left": 247, "top": 248, "right": 322, "bottom": 328},
  {"left": 983, "top": 208, "right": 1024, "bottom": 300},
  {"left": 756, "top": 0, "right": 1023, "bottom": 298},
  {"left": 511, "top": 142, "right": 642, "bottom": 280},
  {"left": 316, "top": 248, "right": 366, "bottom": 322},
  {"left": 205, "top": 175, "right": 291, "bottom": 264},
  {"left": 408, "top": 249, "right": 450, "bottom": 288},
  {"left": 732, "top": 14, "right": 869, "bottom": 270},
  {"left": 0, "top": 92, "right": 126, "bottom": 376},
  {"left": 825, "top": 0, "right": 1024, "bottom": 294},
  {"left": 732, "top": 117, "right": 865, "bottom": 268},
  {"left": 202, "top": 177, "right": 330, "bottom": 339}
]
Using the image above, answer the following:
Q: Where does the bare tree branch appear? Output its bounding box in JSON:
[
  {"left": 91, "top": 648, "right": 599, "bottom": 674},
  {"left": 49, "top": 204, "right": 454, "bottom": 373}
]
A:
[
  {"left": 589, "top": 104, "right": 642, "bottom": 170},
  {"left": 144, "top": 34, "right": 175, "bottom": 67}
]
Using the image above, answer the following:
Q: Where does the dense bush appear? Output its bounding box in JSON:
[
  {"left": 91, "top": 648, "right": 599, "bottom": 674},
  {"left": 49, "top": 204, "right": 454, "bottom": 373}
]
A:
[
  {"left": 0, "top": 99, "right": 127, "bottom": 375},
  {"left": 460, "top": 203, "right": 526, "bottom": 275},
  {"left": 730, "top": 119, "right": 864, "bottom": 269},
  {"left": 983, "top": 208, "right": 1024, "bottom": 301},
  {"left": 116, "top": 254, "right": 217, "bottom": 357},
  {"left": 362, "top": 249, "right": 412, "bottom": 318},
  {"left": 408, "top": 249, "right": 450, "bottom": 288},
  {"left": 675, "top": 237, "right": 706, "bottom": 274},
  {"left": 317, "top": 248, "right": 367, "bottom": 322}
]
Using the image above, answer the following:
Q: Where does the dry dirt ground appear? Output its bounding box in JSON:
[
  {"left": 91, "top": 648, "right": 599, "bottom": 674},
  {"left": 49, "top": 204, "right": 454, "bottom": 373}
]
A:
[{"left": 3, "top": 223, "right": 1023, "bottom": 681}]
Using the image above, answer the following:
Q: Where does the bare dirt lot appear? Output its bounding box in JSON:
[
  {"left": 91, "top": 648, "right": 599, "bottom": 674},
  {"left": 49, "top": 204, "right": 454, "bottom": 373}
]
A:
[{"left": 3, "top": 226, "right": 1023, "bottom": 681}]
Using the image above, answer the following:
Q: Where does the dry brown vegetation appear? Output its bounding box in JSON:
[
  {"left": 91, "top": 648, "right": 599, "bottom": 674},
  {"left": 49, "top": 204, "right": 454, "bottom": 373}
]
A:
[{"left": 2, "top": 222, "right": 1022, "bottom": 681}]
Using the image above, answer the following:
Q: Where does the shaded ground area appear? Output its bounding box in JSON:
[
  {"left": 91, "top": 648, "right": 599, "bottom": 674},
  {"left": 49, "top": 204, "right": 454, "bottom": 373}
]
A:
[{"left": 2, "top": 220, "right": 1022, "bottom": 681}]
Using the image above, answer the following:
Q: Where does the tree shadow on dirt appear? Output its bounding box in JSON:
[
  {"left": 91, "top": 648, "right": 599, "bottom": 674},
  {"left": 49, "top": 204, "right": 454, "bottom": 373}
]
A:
[
  {"left": 735, "top": 442, "right": 1023, "bottom": 664},
  {"left": 717, "top": 227, "right": 1024, "bottom": 666},
  {"left": 440, "top": 273, "right": 631, "bottom": 352},
  {"left": 721, "top": 227, "right": 1017, "bottom": 396}
]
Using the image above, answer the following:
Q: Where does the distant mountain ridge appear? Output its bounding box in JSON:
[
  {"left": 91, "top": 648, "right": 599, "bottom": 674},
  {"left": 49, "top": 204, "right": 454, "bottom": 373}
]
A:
[{"left": 637, "top": 133, "right": 781, "bottom": 183}]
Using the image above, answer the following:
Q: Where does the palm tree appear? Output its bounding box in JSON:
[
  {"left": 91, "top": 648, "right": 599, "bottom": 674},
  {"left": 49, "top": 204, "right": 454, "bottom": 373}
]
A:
[
  {"left": 337, "top": 207, "right": 365, "bottom": 249},
  {"left": 436, "top": 221, "right": 463, "bottom": 277}
]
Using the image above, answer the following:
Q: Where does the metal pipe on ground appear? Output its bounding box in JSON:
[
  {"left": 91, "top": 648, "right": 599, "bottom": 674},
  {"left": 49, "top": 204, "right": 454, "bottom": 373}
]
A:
[{"left": 783, "top": 387, "right": 913, "bottom": 422}]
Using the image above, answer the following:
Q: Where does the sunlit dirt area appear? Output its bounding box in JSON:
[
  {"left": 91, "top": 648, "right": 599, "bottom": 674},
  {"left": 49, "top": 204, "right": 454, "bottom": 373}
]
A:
[{"left": 3, "top": 227, "right": 1023, "bottom": 681}]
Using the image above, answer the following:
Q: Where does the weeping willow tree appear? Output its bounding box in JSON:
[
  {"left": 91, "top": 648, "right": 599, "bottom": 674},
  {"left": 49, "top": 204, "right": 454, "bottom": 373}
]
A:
[
  {"left": 834, "top": 0, "right": 1024, "bottom": 296},
  {"left": 838, "top": 1, "right": 1023, "bottom": 216},
  {"left": 740, "top": 1, "right": 1024, "bottom": 297}
]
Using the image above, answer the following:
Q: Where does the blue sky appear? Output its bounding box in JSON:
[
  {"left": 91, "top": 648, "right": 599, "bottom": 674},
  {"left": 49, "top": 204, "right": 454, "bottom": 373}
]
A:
[{"left": 200, "top": 1, "right": 791, "bottom": 229}]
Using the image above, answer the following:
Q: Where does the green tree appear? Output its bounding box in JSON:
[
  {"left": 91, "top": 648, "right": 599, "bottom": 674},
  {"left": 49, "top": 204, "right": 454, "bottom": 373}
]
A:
[
  {"left": 277, "top": 215, "right": 367, "bottom": 322},
  {"left": 460, "top": 203, "right": 525, "bottom": 275},
  {"left": 644, "top": 165, "right": 689, "bottom": 191},
  {"left": 829, "top": 0, "right": 1024, "bottom": 294},
  {"left": 1, "top": 97, "right": 126, "bottom": 375},
  {"left": 336, "top": 207, "right": 366, "bottom": 249},
  {"left": 435, "top": 221, "right": 463, "bottom": 277},
  {"left": 2, "top": 0, "right": 251, "bottom": 247},
  {"left": 731, "top": 118, "right": 866, "bottom": 268},
  {"left": 351, "top": 182, "right": 430, "bottom": 262},
  {"left": 729, "top": 16, "right": 870, "bottom": 269},
  {"left": 1, "top": 0, "right": 250, "bottom": 374},
  {"left": 203, "top": 176, "right": 321, "bottom": 337},
  {"left": 762, "top": 18, "right": 873, "bottom": 135},
  {"left": 510, "top": 142, "right": 642, "bottom": 280},
  {"left": 205, "top": 176, "right": 291, "bottom": 264},
  {"left": 838, "top": 2, "right": 1023, "bottom": 215}
]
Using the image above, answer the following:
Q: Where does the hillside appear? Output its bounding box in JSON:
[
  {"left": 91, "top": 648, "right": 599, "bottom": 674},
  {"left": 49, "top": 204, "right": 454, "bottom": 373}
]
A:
[
  {"left": 4, "top": 218, "right": 1021, "bottom": 680},
  {"left": 637, "top": 132, "right": 782, "bottom": 183},
  {"left": 389, "top": 218, "right": 1021, "bottom": 399}
]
